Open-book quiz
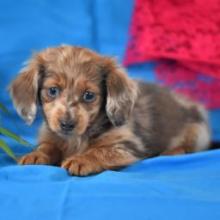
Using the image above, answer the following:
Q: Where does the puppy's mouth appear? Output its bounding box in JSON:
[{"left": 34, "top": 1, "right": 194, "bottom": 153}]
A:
[{"left": 59, "top": 129, "right": 74, "bottom": 136}]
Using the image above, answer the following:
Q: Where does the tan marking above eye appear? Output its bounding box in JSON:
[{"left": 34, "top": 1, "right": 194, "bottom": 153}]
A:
[
  {"left": 74, "top": 78, "right": 100, "bottom": 93},
  {"left": 43, "top": 73, "right": 67, "bottom": 89}
]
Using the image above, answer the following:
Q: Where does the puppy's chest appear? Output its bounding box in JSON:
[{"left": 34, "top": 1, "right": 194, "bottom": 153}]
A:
[{"left": 62, "top": 136, "right": 89, "bottom": 158}]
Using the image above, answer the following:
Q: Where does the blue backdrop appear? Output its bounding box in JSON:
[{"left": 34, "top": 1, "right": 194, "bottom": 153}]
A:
[{"left": 0, "top": 1, "right": 220, "bottom": 219}]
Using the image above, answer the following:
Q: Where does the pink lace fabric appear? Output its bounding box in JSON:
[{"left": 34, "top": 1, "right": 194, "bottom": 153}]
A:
[{"left": 124, "top": 0, "right": 220, "bottom": 109}]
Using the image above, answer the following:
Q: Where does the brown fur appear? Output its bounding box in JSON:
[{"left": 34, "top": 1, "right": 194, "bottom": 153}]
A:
[{"left": 9, "top": 45, "right": 211, "bottom": 176}]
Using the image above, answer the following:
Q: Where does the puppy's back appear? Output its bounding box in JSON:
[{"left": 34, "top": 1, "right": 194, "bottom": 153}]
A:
[{"left": 132, "top": 82, "right": 210, "bottom": 155}]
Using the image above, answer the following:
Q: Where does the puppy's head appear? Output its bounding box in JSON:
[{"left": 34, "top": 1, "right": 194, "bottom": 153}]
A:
[{"left": 10, "top": 46, "right": 137, "bottom": 137}]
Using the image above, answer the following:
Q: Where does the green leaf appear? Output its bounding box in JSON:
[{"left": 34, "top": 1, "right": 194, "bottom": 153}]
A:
[
  {"left": 0, "top": 127, "right": 33, "bottom": 147},
  {"left": 0, "top": 103, "right": 10, "bottom": 114},
  {"left": 0, "top": 139, "right": 17, "bottom": 161}
]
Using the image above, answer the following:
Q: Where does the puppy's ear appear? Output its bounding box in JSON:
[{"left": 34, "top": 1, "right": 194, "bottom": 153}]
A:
[
  {"left": 9, "top": 55, "right": 44, "bottom": 124},
  {"left": 103, "top": 58, "right": 138, "bottom": 126}
]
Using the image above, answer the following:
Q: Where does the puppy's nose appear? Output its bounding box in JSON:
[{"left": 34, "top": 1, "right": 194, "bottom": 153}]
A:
[{"left": 59, "top": 119, "right": 75, "bottom": 132}]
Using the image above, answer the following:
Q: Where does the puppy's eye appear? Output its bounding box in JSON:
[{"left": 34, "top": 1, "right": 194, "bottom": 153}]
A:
[
  {"left": 83, "top": 91, "right": 96, "bottom": 103},
  {"left": 47, "top": 87, "right": 60, "bottom": 98}
]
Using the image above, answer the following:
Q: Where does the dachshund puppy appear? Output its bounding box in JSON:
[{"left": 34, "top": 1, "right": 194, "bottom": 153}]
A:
[{"left": 10, "top": 46, "right": 210, "bottom": 176}]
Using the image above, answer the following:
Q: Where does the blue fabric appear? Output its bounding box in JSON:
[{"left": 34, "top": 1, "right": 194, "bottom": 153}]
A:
[
  {"left": 1, "top": 151, "right": 220, "bottom": 220},
  {"left": 0, "top": 1, "right": 220, "bottom": 219}
]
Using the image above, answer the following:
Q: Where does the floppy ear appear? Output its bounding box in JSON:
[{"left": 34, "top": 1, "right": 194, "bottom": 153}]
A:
[
  {"left": 9, "top": 55, "right": 44, "bottom": 124},
  {"left": 103, "top": 58, "right": 138, "bottom": 126}
]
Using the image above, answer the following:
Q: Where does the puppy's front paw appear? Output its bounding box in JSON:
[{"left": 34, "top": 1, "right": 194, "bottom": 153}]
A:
[
  {"left": 19, "top": 151, "right": 50, "bottom": 165},
  {"left": 61, "top": 156, "right": 103, "bottom": 176}
]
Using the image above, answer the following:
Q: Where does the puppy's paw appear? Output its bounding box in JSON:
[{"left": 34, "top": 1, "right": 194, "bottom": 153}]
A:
[
  {"left": 19, "top": 151, "right": 50, "bottom": 165},
  {"left": 61, "top": 156, "right": 103, "bottom": 176}
]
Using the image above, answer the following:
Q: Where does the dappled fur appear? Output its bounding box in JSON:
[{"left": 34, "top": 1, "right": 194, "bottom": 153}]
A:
[{"left": 9, "top": 46, "right": 210, "bottom": 176}]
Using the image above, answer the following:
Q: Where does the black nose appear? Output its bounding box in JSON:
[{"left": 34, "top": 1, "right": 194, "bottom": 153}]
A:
[{"left": 59, "top": 119, "right": 75, "bottom": 132}]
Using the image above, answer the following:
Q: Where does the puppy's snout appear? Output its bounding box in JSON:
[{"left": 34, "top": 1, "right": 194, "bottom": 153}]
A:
[{"left": 59, "top": 119, "right": 75, "bottom": 132}]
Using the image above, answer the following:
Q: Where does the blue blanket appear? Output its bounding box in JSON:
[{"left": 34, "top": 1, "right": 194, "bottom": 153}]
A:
[
  {"left": 0, "top": 0, "right": 220, "bottom": 219},
  {"left": 1, "top": 150, "right": 220, "bottom": 220}
]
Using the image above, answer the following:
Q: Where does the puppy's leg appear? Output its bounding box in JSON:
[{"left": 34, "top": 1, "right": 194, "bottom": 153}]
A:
[
  {"left": 161, "top": 147, "right": 186, "bottom": 156},
  {"left": 62, "top": 127, "right": 145, "bottom": 176},
  {"left": 19, "top": 143, "right": 62, "bottom": 165},
  {"left": 61, "top": 145, "right": 139, "bottom": 176},
  {"left": 161, "top": 121, "right": 210, "bottom": 156},
  {"left": 19, "top": 125, "right": 64, "bottom": 165}
]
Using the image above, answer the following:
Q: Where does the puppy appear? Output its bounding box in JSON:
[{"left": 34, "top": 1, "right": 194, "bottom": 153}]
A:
[{"left": 9, "top": 46, "right": 210, "bottom": 176}]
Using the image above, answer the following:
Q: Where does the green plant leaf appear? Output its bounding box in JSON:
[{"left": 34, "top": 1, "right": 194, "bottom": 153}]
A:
[
  {"left": 0, "top": 139, "right": 17, "bottom": 161},
  {"left": 0, "top": 103, "right": 10, "bottom": 114},
  {"left": 0, "top": 127, "right": 33, "bottom": 147}
]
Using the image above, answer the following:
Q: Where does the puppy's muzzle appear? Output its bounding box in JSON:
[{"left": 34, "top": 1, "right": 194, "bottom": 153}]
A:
[{"left": 59, "top": 119, "right": 75, "bottom": 133}]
